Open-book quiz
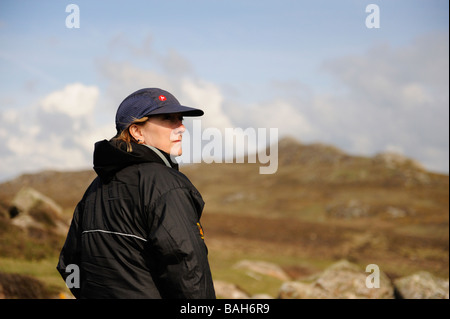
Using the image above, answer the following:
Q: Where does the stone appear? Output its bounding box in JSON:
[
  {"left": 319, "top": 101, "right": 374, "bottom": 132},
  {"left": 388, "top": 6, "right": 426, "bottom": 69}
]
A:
[
  {"left": 278, "top": 260, "right": 395, "bottom": 299},
  {"left": 394, "top": 271, "right": 449, "bottom": 299},
  {"left": 213, "top": 280, "right": 250, "bottom": 299},
  {"left": 11, "top": 187, "right": 62, "bottom": 218},
  {"left": 233, "top": 260, "right": 290, "bottom": 281},
  {"left": 9, "top": 187, "right": 67, "bottom": 234}
]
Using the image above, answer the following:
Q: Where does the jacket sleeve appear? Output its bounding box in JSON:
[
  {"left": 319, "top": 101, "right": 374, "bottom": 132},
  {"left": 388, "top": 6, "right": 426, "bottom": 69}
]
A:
[
  {"left": 56, "top": 200, "right": 83, "bottom": 299},
  {"left": 146, "top": 188, "right": 216, "bottom": 299}
]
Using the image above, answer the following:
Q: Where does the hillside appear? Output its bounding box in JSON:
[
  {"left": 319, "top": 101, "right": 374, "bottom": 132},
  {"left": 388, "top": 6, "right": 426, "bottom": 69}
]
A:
[
  {"left": 183, "top": 138, "right": 449, "bottom": 281},
  {"left": 0, "top": 137, "right": 448, "bottom": 298}
]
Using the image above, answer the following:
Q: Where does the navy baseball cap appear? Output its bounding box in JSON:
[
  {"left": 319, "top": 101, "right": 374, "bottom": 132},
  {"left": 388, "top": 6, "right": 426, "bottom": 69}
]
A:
[{"left": 115, "top": 88, "right": 204, "bottom": 133}]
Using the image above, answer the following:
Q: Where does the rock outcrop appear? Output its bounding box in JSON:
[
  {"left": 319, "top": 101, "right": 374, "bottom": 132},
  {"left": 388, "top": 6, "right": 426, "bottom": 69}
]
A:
[
  {"left": 394, "top": 271, "right": 449, "bottom": 299},
  {"left": 279, "top": 260, "right": 395, "bottom": 299},
  {"left": 233, "top": 260, "right": 290, "bottom": 281},
  {"left": 214, "top": 280, "right": 250, "bottom": 299},
  {"left": 8, "top": 187, "right": 68, "bottom": 235}
]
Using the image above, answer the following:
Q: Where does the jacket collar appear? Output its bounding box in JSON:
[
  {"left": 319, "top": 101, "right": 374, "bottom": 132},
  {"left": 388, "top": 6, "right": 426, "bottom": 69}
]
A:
[{"left": 93, "top": 139, "right": 179, "bottom": 183}]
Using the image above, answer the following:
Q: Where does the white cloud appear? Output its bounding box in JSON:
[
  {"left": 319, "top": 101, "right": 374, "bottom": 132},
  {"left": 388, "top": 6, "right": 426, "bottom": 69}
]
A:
[
  {"left": 246, "top": 99, "right": 315, "bottom": 140},
  {"left": 2, "top": 108, "right": 18, "bottom": 124},
  {"left": 313, "top": 32, "right": 449, "bottom": 172},
  {"left": 0, "top": 83, "right": 107, "bottom": 181},
  {"left": 41, "top": 83, "right": 99, "bottom": 118},
  {"left": 180, "top": 78, "right": 233, "bottom": 130},
  {"left": 400, "top": 83, "right": 431, "bottom": 107},
  {"left": 0, "top": 52, "right": 238, "bottom": 180}
]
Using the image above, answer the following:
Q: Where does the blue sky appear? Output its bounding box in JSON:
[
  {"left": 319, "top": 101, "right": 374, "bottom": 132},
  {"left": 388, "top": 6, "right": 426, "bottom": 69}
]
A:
[{"left": 0, "top": 0, "right": 448, "bottom": 181}]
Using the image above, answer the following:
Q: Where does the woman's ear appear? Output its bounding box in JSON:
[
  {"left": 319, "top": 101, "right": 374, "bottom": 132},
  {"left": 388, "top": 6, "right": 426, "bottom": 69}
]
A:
[{"left": 128, "top": 124, "right": 144, "bottom": 143}]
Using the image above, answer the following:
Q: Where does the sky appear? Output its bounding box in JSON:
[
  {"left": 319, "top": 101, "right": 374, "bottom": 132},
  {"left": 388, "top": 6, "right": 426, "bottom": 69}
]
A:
[{"left": 0, "top": 0, "right": 448, "bottom": 181}]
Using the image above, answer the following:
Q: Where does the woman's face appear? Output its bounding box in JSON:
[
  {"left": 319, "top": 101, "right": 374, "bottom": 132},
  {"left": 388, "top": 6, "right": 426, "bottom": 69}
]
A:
[{"left": 138, "top": 113, "right": 185, "bottom": 156}]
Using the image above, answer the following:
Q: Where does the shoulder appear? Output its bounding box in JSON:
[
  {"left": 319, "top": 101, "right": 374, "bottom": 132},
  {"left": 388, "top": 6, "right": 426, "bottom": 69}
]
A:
[
  {"left": 138, "top": 163, "right": 205, "bottom": 215},
  {"left": 137, "top": 162, "right": 199, "bottom": 193}
]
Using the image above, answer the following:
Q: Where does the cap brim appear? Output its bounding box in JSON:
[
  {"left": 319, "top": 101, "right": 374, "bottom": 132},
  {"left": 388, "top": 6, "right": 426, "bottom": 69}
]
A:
[{"left": 145, "top": 104, "right": 204, "bottom": 117}]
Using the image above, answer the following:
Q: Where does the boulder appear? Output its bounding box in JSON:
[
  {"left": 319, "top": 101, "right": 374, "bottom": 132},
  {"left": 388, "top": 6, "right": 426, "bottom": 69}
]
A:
[
  {"left": 214, "top": 280, "right": 250, "bottom": 299},
  {"left": 394, "top": 271, "right": 449, "bottom": 299},
  {"left": 279, "top": 260, "right": 395, "bottom": 299},
  {"left": 279, "top": 281, "right": 326, "bottom": 299},
  {"left": 234, "top": 260, "right": 290, "bottom": 281},
  {"left": 9, "top": 187, "right": 67, "bottom": 234},
  {"left": 251, "top": 294, "right": 273, "bottom": 299},
  {"left": 11, "top": 187, "right": 62, "bottom": 217}
]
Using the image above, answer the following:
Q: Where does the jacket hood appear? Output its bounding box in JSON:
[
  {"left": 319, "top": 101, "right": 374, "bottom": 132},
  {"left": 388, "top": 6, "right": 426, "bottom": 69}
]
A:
[{"left": 93, "top": 139, "right": 179, "bottom": 183}]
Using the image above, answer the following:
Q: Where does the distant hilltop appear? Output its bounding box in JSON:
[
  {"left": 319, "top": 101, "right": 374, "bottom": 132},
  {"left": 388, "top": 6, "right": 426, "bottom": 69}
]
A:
[{"left": 0, "top": 136, "right": 446, "bottom": 211}]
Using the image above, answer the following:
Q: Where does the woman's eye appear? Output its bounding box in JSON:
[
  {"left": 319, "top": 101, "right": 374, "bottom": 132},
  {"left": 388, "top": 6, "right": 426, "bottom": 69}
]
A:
[{"left": 163, "top": 115, "right": 183, "bottom": 122}]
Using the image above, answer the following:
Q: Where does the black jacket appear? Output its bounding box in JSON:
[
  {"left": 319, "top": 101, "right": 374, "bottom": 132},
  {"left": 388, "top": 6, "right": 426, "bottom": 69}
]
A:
[{"left": 57, "top": 139, "right": 215, "bottom": 299}]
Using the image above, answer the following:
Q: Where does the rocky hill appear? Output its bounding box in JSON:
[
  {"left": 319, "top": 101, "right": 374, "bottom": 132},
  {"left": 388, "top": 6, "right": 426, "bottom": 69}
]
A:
[
  {"left": 0, "top": 170, "right": 96, "bottom": 212},
  {"left": 0, "top": 137, "right": 448, "bottom": 298}
]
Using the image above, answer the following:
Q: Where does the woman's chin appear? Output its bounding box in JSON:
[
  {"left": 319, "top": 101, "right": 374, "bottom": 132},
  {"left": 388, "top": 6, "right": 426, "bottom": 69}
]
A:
[{"left": 169, "top": 143, "right": 182, "bottom": 157}]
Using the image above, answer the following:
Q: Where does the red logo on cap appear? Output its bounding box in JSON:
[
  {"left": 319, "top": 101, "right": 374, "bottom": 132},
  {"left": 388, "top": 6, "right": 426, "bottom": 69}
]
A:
[{"left": 159, "top": 95, "right": 166, "bottom": 101}]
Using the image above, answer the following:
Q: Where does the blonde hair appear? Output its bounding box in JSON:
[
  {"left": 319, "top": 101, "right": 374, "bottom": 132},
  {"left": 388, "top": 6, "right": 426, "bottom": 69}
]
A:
[{"left": 113, "top": 117, "right": 149, "bottom": 152}]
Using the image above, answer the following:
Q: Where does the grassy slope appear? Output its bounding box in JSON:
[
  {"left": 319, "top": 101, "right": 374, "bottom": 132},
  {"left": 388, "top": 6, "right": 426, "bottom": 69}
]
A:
[{"left": 182, "top": 143, "right": 449, "bottom": 296}]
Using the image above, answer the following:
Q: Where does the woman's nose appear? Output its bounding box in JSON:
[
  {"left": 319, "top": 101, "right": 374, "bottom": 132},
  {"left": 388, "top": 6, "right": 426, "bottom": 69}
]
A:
[{"left": 175, "top": 123, "right": 186, "bottom": 134}]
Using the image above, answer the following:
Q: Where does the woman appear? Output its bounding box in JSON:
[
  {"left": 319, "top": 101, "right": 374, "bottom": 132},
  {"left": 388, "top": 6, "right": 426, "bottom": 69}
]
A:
[{"left": 57, "top": 88, "right": 215, "bottom": 299}]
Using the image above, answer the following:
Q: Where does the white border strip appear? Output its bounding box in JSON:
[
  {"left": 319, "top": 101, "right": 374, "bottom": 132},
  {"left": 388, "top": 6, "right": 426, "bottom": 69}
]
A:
[{"left": 82, "top": 229, "right": 147, "bottom": 242}]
